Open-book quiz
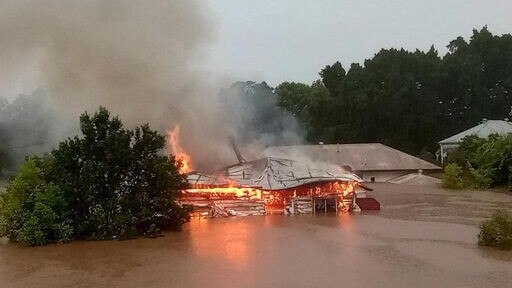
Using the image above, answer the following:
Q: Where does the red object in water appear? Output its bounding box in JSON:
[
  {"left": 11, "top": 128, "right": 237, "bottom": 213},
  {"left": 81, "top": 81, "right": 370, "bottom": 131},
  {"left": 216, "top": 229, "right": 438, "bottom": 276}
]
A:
[{"left": 356, "top": 197, "right": 381, "bottom": 211}]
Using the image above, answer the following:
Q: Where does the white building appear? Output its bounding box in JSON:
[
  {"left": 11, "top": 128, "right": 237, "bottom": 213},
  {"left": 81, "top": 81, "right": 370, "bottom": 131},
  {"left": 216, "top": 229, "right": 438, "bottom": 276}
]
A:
[{"left": 438, "top": 119, "right": 512, "bottom": 164}]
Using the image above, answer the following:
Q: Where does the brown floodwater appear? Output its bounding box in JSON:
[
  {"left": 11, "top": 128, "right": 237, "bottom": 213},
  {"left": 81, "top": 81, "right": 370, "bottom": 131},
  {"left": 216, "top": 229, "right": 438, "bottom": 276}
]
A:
[{"left": 1, "top": 183, "right": 512, "bottom": 288}]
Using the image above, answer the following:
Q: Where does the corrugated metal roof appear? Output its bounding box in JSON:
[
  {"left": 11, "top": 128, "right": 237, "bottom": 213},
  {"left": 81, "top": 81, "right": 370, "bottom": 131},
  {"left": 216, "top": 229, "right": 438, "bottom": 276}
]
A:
[
  {"left": 187, "top": 157, "right": 361, "bottom": 190},
  {"left": 439, "top": 120, "right": 512, "bottom": 144},
  {"left": 263, "top": 143, "right": 441, "bottom": 171},
  {"left": 186, "top": 172, "right": 226, "bottom": 186}
]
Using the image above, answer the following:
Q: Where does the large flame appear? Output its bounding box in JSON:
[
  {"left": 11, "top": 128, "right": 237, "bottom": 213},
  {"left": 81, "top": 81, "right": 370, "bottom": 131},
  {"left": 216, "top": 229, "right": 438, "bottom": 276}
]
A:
[
  {"left": 167, "top": 124, "right": 193, "bottom": 174},
  {"left": 181, "top": 180, "right": 357, "bottom": 210},
  {"left": 185, "top": 182, "right": 263, "bottom": 199},
  {"left": 167, "top": 125, "right": 358, "bottom": 216}
]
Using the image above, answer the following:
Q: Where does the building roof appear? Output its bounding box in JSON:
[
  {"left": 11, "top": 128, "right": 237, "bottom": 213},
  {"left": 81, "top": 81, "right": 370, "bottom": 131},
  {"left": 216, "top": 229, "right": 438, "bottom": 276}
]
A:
[
  {"left": 439, "top": 120, "right": 512, "bottom": 145},
  {"left": 187, "top": 157, "right": 361, "bottom": 190},
  {"left": 263, "top": 143, "right": 441, "bottom": 172},
  {"left": 388, "top": 172, "right": 441, "bottom": 185}
]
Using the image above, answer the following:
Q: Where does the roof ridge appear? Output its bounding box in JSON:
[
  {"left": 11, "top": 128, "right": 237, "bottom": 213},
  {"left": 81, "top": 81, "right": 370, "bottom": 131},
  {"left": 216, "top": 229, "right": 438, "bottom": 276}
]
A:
[
  {"left": 269, "top": 142, "right": 383, "bottom": 148},
  {"left": 264, "top": 143, "right": 441, "bottom": 171},
  {"left": 439, "top": 119, "right": 512, "bottom": 144}
]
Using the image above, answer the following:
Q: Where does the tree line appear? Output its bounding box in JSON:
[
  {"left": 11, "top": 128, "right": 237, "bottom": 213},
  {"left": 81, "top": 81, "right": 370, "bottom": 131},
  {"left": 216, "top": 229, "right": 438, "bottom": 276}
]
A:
[{"left": 276, "top": 27, "right": 512, "bottom": 159}]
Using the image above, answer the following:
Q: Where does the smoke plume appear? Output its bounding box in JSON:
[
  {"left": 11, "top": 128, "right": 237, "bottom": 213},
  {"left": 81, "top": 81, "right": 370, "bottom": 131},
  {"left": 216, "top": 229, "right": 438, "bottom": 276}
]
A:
[{"left": 0, "top": 0, "right": 302, "bottom": 172}]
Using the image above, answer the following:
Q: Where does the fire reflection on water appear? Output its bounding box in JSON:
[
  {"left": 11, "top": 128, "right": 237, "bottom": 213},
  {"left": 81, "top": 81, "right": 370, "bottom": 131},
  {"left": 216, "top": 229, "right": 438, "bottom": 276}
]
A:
[{"left": 187, "top": 218, "right": 252, "bottom": 266}]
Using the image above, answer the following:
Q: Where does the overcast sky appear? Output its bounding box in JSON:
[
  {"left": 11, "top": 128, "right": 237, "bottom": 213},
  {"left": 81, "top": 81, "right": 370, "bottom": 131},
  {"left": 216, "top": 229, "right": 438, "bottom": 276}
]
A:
[
  {"left": 1, "top": 1, "right": 511, "bottom": 98},
  {"left": 203, "top": 0, "right": 512, "bottom": 86}
]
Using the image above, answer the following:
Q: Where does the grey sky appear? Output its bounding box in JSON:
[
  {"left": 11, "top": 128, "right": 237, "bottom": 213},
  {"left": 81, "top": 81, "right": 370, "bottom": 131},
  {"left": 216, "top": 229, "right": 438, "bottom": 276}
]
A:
[
  {"left": 204, "top": 0, "right": 512, "bottom": 86},
  {"left": 1, "top": 0, "right": 511, "bottom": 98}
]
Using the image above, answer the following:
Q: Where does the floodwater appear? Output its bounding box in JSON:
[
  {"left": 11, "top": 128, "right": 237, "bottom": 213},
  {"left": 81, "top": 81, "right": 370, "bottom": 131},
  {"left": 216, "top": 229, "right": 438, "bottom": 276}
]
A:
[{"left": 1, "top": 183, "right": 512, "bottom": 288}]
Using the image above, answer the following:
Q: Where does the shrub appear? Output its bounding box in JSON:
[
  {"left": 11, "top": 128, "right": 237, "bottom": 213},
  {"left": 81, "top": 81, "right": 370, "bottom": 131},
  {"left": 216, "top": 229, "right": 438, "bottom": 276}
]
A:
[
  {"left": 0, "top": 159, "right": 72, "bottom": 245},
  {"left": 446, "top": 134, "right": 512, "bottom": 190},
  {"left": 478, "top": 210, "right": 512, "bottom": 250},
  {"left": 463, "top": 168, "right": 492, "bottom": 189},
  {"left": 442, "top": 163, "right": 464, "bottom": 189}
]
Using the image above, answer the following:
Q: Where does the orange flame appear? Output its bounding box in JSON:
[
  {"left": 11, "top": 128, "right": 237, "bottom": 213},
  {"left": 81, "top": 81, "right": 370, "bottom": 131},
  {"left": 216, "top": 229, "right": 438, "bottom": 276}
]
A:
[
  {"left": 167, "top": 124, "right": 193, "bottom": 174},
  {"left": 185, "top": 186, "right": 263, "bottom": 199}
]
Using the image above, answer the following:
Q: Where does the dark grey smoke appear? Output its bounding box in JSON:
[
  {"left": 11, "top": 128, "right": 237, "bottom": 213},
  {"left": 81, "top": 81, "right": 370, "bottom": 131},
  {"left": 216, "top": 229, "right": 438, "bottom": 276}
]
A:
[
  {"left": 0, "top": 1, "right": 303, "bottom": 172},
  {"left": 219, "top": 81, "right": 303, "bottom": 150},
  {"left": 0, "top": 89, "right": 69, "bottom": 173},
  {"left": 0, "top": 0, "right": 215, "bottom": 123}
]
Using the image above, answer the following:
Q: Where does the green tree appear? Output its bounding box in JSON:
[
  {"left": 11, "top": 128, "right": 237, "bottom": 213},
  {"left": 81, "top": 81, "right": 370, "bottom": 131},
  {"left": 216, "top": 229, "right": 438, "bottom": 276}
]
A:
[
  {"left": 320, "top": 61, "right": 345, "bottom": 96},
  {"left": 47, "top": 107, "right": 188, "bottom": 239},
  {"left": 1, "top": 107, "right": 188, "bottom": 244},
  {"left": 276, "top": 82, "right": 312, "bottom": 117},
  {"left": 0, "top": 158, "right": 72, "bottom": 245},
  {"left": 439, "top": 27, "right": 512, "bottom": 136}
]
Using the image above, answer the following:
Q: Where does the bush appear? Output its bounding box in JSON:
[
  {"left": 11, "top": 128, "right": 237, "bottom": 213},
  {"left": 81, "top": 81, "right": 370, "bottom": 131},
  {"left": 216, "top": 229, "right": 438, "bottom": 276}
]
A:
[
  {"left": 442, "top": 163, "right": 464, "bottom": 189},
  {"left": 478, "top": 210, "right": 512, "bottom": 250},
  {"left": 463, "top": 168, "right": 492, "bottom": 189},
  {"left": 445, "top": 134, "right": 512, "bottom": 190},
  {"left": 0, "top": 159, "right": 72, "bottom": 245}
]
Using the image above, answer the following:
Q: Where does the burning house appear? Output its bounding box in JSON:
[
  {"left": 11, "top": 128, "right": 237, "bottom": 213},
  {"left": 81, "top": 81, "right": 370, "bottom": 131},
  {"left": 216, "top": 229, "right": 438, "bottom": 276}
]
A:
[
  {"left": 168, "top": 125, "right": 371, "bottom": 217},
  {"left": 180, "top": 157, "right": 363, "bottom": 217}
]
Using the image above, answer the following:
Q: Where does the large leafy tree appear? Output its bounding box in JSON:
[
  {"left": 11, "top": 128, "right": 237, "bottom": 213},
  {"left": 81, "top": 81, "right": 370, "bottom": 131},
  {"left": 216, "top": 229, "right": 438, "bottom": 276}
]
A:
[
  {"left": 320, "top": 61, "right": 346, "bottom": 96},
  {"left": 439, "top": 26, "right": 512, "bottom": 137},
  {"left": 276, "top": 82, "right": 313, "bottom": 118},
  {"left": 1, "top": 107, "right": 188, "bottom": 245}
]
